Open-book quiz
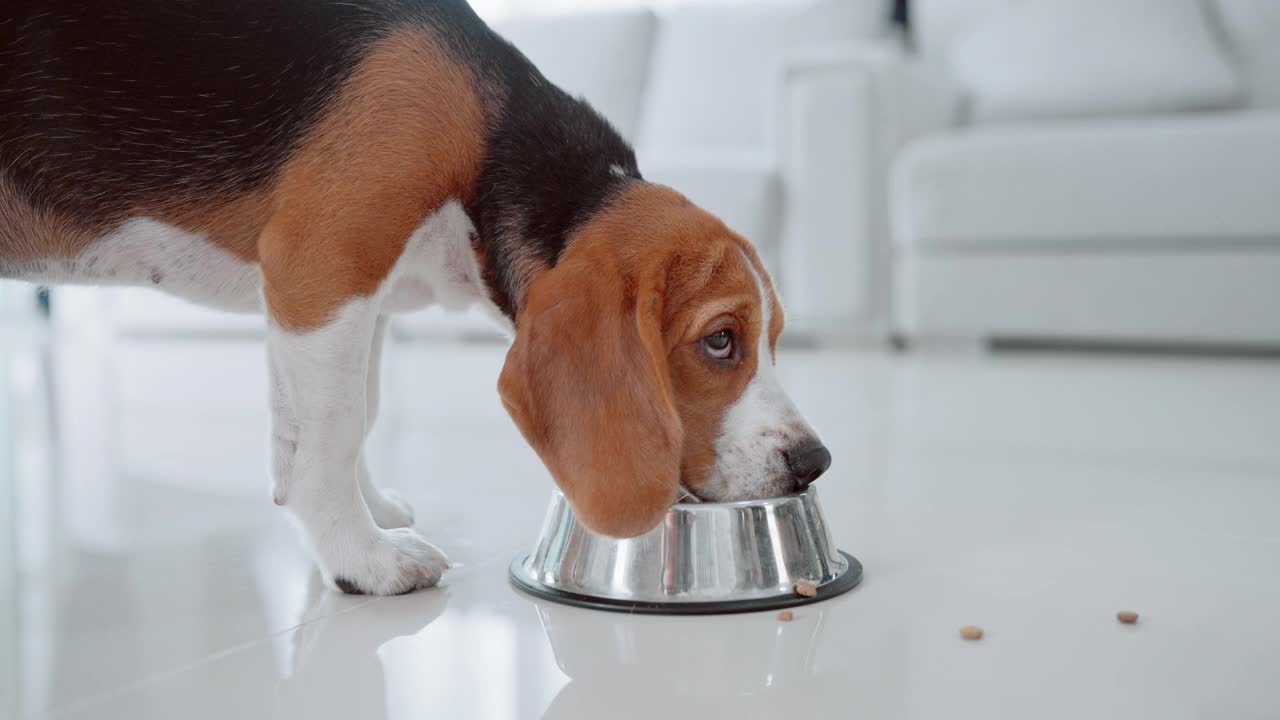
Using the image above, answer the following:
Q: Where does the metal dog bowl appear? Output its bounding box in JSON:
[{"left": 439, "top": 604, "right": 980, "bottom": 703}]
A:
[{"left": 509, "top": 486, "right": 862, "bottom": 614}]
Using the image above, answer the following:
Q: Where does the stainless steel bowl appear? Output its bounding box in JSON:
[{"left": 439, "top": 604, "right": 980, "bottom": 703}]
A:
[{"left": 509, "top": 486, "right": 861, "bottom": 614}]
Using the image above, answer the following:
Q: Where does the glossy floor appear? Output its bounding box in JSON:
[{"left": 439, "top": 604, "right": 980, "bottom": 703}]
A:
[{"left": 2, "top": 335, "right": 1279, "bottom": 719}]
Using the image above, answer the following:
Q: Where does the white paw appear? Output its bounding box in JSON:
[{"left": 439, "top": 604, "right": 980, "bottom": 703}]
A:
[
  {"left": 366, "top": 489, "right": 416, "bottom": 529},
  {"left": 325, "top": 528, "right": 450, "bottom": 596}
]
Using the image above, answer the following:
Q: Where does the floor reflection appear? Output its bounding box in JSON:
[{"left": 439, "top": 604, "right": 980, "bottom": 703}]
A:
[
  {"left": 2, "top": 329, "right": 306, "bottom": 716},
  {"left": 6, "top": 306, "right": 1280, "bottom": 718},
  {"left": 533, "top": 600, "right": 846, "bottom": 719},
  {"left": 273, "top": 576, "right": 449, "bottom": 720}
]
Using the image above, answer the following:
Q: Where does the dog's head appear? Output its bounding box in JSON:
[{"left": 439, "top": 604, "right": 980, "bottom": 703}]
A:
[{"left": 499, "top": 183, "right": 829, "bottom": 537}]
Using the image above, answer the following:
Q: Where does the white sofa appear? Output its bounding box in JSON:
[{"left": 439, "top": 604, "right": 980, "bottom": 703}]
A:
[
  {"left": 885, "top": 0, "right": 1280, "bottom": 346},
  {"left": 61, "top": 0, "right": 897, "bottom": 342}
]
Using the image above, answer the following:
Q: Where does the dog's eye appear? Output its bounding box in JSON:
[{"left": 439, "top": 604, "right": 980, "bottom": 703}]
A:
[{"left": 702, "top": 329, "right": 735, "bottom": 360}]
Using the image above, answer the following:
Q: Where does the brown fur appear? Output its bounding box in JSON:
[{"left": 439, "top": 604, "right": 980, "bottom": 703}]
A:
[
  {"left": 664, "top": 247, "right": 763, "bottom": 490},
  {"left": 257, "top": 27, "right": 486, "bottom": 331},
  {"left": 498, "top": 183, "right": 778, "bottom": 537},
  {"left": 0, "top": 173, "right": 97, "bottom": 261},
  {"left": 161, "top": 191, "right": 277, "bottom": 263}
]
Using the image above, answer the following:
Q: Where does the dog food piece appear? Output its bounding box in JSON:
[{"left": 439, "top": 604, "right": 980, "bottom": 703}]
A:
[
  {"left": 793, "top": 581, "right": 818, "bottom": 598},
  {"left": 777, "top": 610, "right": 794, "bottom": 622},
  {"left": 959, "top": 625, "right": 984, "bottom": 641},
  {"left": 1116, "top": 610, "right": 1139, "bottom": 624}
]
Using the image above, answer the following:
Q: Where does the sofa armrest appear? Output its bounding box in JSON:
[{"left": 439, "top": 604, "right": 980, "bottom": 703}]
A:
[{"left": 776, "top": 42, "right": 959, "bottom": 336}]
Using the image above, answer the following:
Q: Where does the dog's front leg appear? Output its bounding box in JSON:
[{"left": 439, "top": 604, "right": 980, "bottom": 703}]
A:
[
  {"left": 266, "top": 300, "right": 447, "bottom": 595},
  {"left": 357, "top": 315, "right": 416, "bottom": 530}
]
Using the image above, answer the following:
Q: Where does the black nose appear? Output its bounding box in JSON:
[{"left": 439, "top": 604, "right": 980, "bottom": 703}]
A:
[{"left": 783, "top": 441, "right": 831, "bottom": 488}]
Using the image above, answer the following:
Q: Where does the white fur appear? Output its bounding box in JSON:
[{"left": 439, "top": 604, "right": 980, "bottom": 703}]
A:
[
  {"left": 703, "top": 252, "right": 816, "bottom": 500},
  {"left": 268, "top": 300, "right": 449, "bottom": 595},
  {"left": 382, "top": 200, "right": 514, "bottom": 334},
  {"left": 356, "top": 315, "right": 416, "bottom": 531},
  {"left": 7, "top": 217, "right": 262, "bottom": 311},
  {"left": 266, "top": 199, "right": 502, "bottom": 593}
]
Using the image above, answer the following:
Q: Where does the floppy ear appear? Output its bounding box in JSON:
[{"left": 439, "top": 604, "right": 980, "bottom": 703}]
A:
[{"left": 498, "top": 250, "right": 682, "bottom": 538}]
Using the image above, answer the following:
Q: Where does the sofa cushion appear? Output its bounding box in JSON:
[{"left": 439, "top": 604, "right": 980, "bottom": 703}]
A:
[
  {"left": 493, "top": 10, "right": 657, "bottom": 141},
  {"left": 915, "top": 0, "right": 1242, "bottom": 124},
  {"left": 638, "top": 0, "right": 888, "bottom": 154},
  {"left": 892, "top": 111, "right": 1280, "bottom": 248},
  {"left": 1211, "top": 0, "right": 1280, "bottom": 108},
  {"left": 895, "top": 251, "right": 1280, "bottom": 344}
]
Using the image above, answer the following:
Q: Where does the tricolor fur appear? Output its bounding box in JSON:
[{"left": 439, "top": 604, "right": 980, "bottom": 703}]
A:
[{"left": 1, "top": 0, "right": 829, "bottom": 595}]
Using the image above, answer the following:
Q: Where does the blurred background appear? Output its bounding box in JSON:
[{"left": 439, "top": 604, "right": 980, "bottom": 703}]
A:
[
  {"left": 2, "top": 1, "right": 1280, "bottom": 717},
  {"left": 6, "top": 0, "right": 1280, "bottom": 345}
]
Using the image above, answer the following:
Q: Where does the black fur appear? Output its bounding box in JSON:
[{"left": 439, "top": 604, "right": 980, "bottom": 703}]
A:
[
  {"left": 0, "top": 0, "right": 640, "bottom": 319},
  {"left": 395, "top": 0, "right": 643, "bottom": 317},
  {"left": 0, "top": 1, "right": 385, "bottom": 222},
  {"left": 333, "top": 576, "right": 366, "bottom": 595}
]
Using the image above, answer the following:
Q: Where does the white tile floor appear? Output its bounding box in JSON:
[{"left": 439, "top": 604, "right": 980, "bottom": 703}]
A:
[{"left": 3, "top": 336, "right": 1280, "bottom": 719}]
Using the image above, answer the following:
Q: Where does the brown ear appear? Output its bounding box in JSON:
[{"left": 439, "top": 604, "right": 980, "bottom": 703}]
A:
[{"left": 498, "top": 247, "right": 682, "bottom": 538}]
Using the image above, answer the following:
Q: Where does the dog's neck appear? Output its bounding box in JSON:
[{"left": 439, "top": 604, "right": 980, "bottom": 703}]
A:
[{"left": 461, "top": 38, "right": 641, "bottom": 323}]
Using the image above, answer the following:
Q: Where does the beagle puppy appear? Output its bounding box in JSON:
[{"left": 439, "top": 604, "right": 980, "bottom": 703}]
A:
[{"left": 0, "top": 0, "right": 831, "bottom": 595}]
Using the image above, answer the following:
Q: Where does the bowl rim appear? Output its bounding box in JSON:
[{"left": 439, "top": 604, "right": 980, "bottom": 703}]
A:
[
  {"left": 671, "top": 486, "right": 816, "bottom": 510},
  {"left": 545, "top": 486, "right": 820, "bottom": 512},
  {"left": 509, "top": 550, "right": 862, "bottom": 615}
]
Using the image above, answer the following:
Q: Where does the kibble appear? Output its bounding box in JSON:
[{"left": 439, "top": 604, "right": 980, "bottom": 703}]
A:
[
  {"left": 793, "top": 582, "right": 818, "bottom": 598},
  {"left": 959, "top": 625, "right": 984, "bottom": 641},
  {"left": 1116, "top": 610, "right": 1139, "bottom": 625},
  {"left": 778, "top": 610, "right": 794, "bottom": 622}
]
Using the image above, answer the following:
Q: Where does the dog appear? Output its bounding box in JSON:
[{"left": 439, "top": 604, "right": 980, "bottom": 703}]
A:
[{"left": 0, "top": 0, "right": 831, "bottom": 595}]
